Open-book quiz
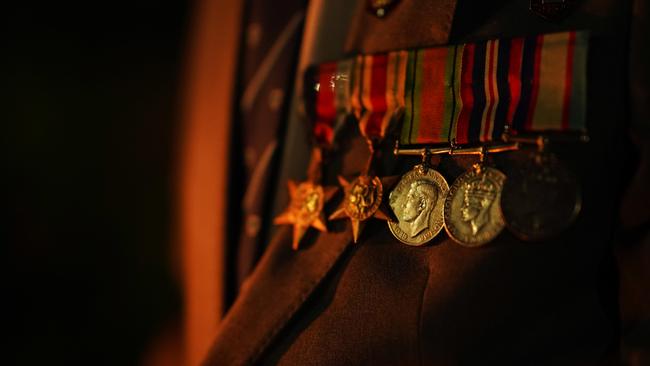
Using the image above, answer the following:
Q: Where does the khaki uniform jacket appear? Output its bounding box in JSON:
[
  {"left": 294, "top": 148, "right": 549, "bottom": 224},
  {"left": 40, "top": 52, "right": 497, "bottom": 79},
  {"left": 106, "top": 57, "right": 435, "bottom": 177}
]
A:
[{"left": 203, "top": 0, "right": 650, "bottom": 364}]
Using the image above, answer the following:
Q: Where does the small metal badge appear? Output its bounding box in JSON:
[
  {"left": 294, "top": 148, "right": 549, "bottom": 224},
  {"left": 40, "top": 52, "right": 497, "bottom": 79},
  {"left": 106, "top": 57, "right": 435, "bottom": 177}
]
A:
[
  {"left": 274, "top": 181, "right": 335, "bottom": 250},
  {"left": 530, "top": 0, "right": 577, "bottom": 22},
  {"left": 444, "top": 165, "right": 506, "bottom": 247},
  {"left": 387, "top": 164, "right": 449, "bottom": 246},
  {"left": 367, "top": 0, "right": 400, "bottom": 18},
  {"left": 330, "top": 174, "right": 393, "bottom": 243}
]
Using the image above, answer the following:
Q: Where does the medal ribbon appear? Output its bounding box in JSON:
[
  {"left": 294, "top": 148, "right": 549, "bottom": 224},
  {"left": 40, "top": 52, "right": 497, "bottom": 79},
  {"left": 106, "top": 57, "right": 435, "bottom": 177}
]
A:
[
  {"left": 353, "top": 51, "right": 409, "bottom": 140},
  {"left": 305, "top": 59, "right": 354, "bottom": 147},
  {"left": 400, "top": 31, "right": 588, "bottom": 145}
]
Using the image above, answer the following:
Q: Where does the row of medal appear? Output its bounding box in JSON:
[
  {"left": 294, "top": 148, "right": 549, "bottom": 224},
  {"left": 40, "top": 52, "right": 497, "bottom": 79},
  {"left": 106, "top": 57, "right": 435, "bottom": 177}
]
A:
[
  {"left": 387, "top": 140, "right": 581, "bottom": 247},
  {"left": 275, "top": 134, "right": 583, "bottom": 249},
  {"left": 277, "top": 33, "right": 588, "bottom": 249}
]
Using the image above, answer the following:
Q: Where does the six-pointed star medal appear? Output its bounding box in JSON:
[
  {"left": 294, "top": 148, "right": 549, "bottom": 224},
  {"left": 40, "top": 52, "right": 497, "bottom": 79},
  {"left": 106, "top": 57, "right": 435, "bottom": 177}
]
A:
[
  {"left": 329, "top": 175, "right": 397, "bottom": 243},
  {"left": 274, "top": 180, "right": 337, "bottom": 250}
]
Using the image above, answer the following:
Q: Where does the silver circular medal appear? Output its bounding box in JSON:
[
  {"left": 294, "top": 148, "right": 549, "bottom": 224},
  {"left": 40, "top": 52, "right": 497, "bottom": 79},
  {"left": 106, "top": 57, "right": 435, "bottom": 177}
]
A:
[
  {"left": 387, "top": 164, "right": 449, "bottom": 246},
  {"left": 500, "top": 151, "right": 581, "bottom": 241},
  {"left": 444, "top": 165, "right": 506, "bottom": 247}
]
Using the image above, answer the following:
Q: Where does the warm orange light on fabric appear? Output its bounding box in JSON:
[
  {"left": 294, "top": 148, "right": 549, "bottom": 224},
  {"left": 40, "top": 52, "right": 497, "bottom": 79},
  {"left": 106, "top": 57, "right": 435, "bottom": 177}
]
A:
[{"left": 178, "top": 0, "right": 242, "bottom": 364}]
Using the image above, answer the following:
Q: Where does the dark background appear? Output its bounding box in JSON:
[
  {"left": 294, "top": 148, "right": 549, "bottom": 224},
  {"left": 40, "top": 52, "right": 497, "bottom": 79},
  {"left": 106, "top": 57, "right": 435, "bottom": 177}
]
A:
[{"left": 3, "top": 1, "right": 191, "bottom": 364}]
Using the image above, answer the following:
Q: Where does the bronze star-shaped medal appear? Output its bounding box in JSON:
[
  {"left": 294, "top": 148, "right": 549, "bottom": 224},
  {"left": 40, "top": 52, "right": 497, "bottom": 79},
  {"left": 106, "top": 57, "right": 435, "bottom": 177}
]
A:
[
  {"left": 329, "top": 174, "right": 398, "bottom": 243},
  {"left": 274, "top": 180, "right": 337, "bottom": 250}
]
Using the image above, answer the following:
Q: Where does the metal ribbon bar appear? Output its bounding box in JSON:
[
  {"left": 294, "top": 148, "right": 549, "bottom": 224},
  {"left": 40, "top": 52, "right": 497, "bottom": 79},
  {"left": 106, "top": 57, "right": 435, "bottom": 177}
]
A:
[
  {"left": 501, "top": 130, "right": 589, "bottom": 151},
  {"left": 394, "top": 141, "right": 519, "bottom": 157}
]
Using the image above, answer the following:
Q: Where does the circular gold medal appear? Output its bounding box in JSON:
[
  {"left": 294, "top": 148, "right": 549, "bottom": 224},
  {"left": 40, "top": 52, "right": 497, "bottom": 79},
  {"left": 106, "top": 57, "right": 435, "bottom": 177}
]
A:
[
  {"left": 500, "top": 152, "right": 581, "bottom": 241},
  {"left": 343, "top": 175, "right": 383, "bottom": 221},
  {"left": 387, "top": 165, "right": 449, "bottom": 246},
  {"left": 444, "top": 166, "right": 506, "bottom": 247}
]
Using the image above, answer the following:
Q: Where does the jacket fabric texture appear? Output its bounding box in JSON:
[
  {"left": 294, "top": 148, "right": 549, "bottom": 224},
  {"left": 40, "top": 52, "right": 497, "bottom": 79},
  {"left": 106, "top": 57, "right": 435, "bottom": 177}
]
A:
[{"left": 205, "top": 0, "right": 649, "bottom": 364}]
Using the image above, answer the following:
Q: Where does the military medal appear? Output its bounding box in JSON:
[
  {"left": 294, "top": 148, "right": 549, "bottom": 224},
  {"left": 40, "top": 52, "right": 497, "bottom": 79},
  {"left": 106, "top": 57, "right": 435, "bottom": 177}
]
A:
[
  {"left": 499, "top": 31, "right": 589, "bottom": 241},
  {"left": 394, "top": 146, "right": 514, "bottom": 248},
  {"left": 312, "top": 30, "right": 589, "bottom": 247},
  {"left": 330, "top": 172, "right": 392, "bottom": 242},
  {"left": 390, "top": 39, "right": 530, "bottom": 247},
  {"left": 388, "top": 42, "right": 460, "bottom": 246},
  {"left": 275, "top": 179, "right": 330, "bottom": 250},
  {"left": 394, "top": 145, "right": 515, "bottom": 248},
  {"left": 387, "top": 152, "right": 448, "bottom": 246},
  {"left": 444, "top": 157, "right": 507, "bottom": 247},
  {"left": 387, "top": 30, "right": 589, "bottom": 247},
  {"left": 274, "top": 60, "right": 353, "bottom": 249},
  {"left": 500, "top": 148, "right": 581, "bottom": 241},
  {"left": 329, "top": 52, "right": 407, "bottom": 243},
  {"left": 274, "top": 148, "right": 338, "bottom": 250},
  {"left": 391, "top": 41, "right": 523, "bottom": 247}
]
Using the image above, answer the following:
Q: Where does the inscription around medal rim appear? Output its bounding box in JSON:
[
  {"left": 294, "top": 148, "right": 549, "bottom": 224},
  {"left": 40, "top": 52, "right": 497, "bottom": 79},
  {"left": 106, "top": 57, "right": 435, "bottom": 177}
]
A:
[
  {"left": 388, "top": 165, "right": 449, "bottom": 246},
  {"left": 343, "top": 175, "right": 383, "bottom": 221},
  {"left": 500, "top": 152, "right": 581, "bottom": 241},
  {"left": 444, "top": 166, "right": 506, "bottom": 247}
]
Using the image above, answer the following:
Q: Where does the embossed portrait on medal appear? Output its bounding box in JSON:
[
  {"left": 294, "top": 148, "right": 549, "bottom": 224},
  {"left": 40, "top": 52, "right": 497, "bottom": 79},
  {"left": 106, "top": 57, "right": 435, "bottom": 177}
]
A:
[
  {"left": 460, "top": 177, "right": 497, "bottom": 235},
  {"left": 396, "top": 181, "right": 437, "bottom": 237},
  {"left": 444, "top": 167, "right": 505, "bottom": 247},
  {"left": 388, "top": 166, "right": 448, "bottom": 246}
]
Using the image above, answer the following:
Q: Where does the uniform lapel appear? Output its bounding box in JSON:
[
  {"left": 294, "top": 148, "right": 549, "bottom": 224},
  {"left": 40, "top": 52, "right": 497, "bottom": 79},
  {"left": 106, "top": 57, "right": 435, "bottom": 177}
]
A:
[
  {"left": 203, "top": 226, "right": 353, "bottom": 365},
  {"left": 205, "top": 1, "right": 462, "bottom": 364},
  {"left": 203, "top": 2, "right": 360, "bottom": 364}
]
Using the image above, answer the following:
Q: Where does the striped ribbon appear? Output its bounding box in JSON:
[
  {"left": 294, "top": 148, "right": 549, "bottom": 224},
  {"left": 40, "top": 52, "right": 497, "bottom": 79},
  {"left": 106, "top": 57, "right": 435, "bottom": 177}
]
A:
[
  {"left": 352, "top": 51, "right": 409, "bottom": 140},
  {"left": 305, "top": 59, "right": 354, "bottom": 146},
  {"left": 401, "top": 31, "right": 588, "bottom": 145},
  {"left": 306, "top": 31, "right": 588, "bottom": 147}
]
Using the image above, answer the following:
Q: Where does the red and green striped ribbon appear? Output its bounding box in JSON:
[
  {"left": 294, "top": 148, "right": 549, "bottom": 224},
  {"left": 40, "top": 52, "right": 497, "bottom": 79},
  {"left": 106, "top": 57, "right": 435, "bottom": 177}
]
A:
[
  {"left": 307, "top": 31, "right": 588, "bottom": 147},
  {"left": 351, "top": 51, "right": 409, "bottom": 140},
  {"left": 400, "top": 31, "right": 588, "bottom": 145},
  {"left": 305, "top": 59, "right": 354, "bottom": 146}
]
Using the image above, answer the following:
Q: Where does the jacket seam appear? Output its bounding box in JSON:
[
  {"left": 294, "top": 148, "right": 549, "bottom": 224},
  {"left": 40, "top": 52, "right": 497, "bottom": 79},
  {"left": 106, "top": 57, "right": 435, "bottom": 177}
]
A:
[{"left": 245, "top": 241, "right": 351, "bottom": 365}]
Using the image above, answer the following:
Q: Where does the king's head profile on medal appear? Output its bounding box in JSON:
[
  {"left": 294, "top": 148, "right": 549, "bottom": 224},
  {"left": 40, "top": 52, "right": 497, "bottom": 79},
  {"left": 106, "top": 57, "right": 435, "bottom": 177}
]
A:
[
  {"left": 444, "top": 162, "right": 506, "bottom": 247},
  {"left": 392, "top": 180, "right": 438, "bottom": 238},
  {"left": 387, "top": 152, "right": 449, "bottom": 246},
  {"left": 461, "top": 176, "right": 498, "bottom": 236}
]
